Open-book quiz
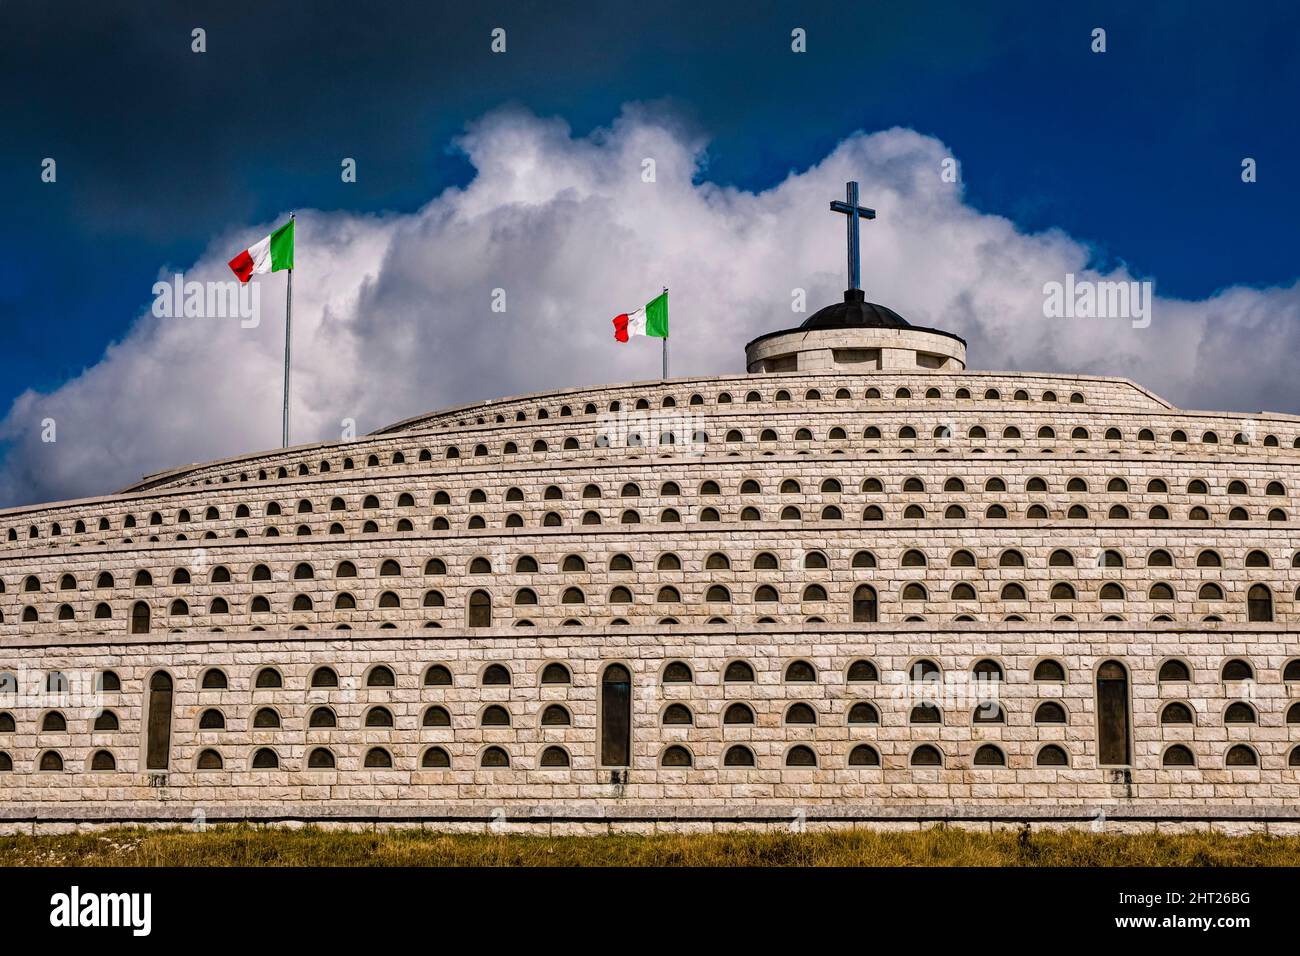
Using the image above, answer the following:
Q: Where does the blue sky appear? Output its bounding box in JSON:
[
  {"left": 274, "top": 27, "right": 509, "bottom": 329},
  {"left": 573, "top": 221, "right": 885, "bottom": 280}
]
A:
[{"left": 1, "top": 1, "right": 1298, "bottom": 505}]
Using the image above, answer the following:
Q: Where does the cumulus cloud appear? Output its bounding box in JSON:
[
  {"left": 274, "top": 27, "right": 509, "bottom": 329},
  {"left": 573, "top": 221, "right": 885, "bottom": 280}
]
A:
[{"left": 2, "top": 103, "right": 1298, "bottom": 507}]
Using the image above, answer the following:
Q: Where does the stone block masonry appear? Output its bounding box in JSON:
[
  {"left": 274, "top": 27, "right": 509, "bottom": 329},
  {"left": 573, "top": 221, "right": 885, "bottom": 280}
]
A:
[{"left": 0, "top": 624, "right": 1297, "bottom": 826}]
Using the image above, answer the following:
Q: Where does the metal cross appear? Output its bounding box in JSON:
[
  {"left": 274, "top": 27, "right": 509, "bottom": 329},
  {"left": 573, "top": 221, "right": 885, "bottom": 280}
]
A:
[{"left": 829, "top": 181, "right": 876, "bottom": 292}]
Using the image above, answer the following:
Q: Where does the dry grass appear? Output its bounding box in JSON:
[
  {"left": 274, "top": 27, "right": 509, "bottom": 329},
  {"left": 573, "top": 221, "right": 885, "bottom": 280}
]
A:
[{"left": 1, "top": 824, "right": 1298, "bottom": 867}]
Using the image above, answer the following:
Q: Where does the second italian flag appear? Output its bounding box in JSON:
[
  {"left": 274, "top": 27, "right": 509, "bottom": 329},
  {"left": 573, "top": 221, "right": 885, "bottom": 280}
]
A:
[
  {"left": 613, "top": 291, "right": 668, "bottom": 342},
  {"left": 228, "top": 219, "right": 295, "bottom": 283}
]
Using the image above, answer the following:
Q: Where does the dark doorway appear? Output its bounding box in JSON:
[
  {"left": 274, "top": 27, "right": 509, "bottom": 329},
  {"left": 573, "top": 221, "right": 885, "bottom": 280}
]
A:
[
  {"left": 600, "top": 664, "right": 631, "bottom": 767},
  {"left": 1095, "top": 660, "right": 1130, "bottom": 766},
  {"left": 145, "top": 672, "right": 173, "bottom": 770}
]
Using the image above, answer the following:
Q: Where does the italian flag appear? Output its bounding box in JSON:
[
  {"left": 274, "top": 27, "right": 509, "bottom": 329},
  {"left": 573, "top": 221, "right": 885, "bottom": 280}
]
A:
[
  {"left": 613, "top": 291, "right": 668, "bottom": 342},
  {"left": 228, "top": 219, "right": 294, "bottom": 283}
]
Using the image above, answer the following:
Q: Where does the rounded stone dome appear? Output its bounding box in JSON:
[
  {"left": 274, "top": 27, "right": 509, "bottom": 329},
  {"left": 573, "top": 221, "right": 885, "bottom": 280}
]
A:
[{"left": 745, "top": 289, "right": 967, "bottom": 374}]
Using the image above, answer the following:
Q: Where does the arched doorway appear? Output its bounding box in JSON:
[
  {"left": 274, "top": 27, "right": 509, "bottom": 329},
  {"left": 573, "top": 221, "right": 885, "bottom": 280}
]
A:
[
  {"left": 145, "top": 672, "right": 173, "bottom": 770},
  {"left": 1095, "top": 660, "right": 1130, "bottom": 766},
  {"left": 600, "top": 664, "right": 631, "bottom": 767}
]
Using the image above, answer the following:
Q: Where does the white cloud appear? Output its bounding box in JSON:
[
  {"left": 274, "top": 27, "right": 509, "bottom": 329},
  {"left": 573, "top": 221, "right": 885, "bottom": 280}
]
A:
[{"left": 3, "top": 103, "right": 1298, "bottom": 507}]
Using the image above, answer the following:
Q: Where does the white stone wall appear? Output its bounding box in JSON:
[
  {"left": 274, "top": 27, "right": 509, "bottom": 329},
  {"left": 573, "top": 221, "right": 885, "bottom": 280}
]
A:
[{"left": 0, "top": 626, "right": 1296, "bottom": 820}]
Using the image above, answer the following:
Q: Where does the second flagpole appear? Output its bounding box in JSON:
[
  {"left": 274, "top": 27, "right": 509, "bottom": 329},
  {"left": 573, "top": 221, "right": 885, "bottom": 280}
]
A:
[
  {"left": 282, "top": 212, "right": 295, "bottom": 448},
  {"left": 661, "top": 285, "right": 668, "bottom": 380}
]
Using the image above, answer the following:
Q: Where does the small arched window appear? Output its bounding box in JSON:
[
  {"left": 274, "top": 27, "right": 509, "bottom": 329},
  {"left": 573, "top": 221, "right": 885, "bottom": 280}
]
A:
[
  {"left": 724, "top": 660, "right": 755, "bottom": 682},
  {"left": 1221, "top": 658, "right": 1253, "bottom": 681},
  {"left": 910, "top": 745, "right": 942, "bottom": 767},
  {"left": 662, "top": 703, "right": 693, "bottom": 726},
  {"left": 1225, "top": 745, "right": 1257, "bottom": 767},
  {"left": 801, "top": 584, "right": 828, "bottom": 602},
  {"left": 848, "top": 702, "right": 879, "bottom": 725},
  {"left": 723, "top": 703, "right": 755, "bottom": 726},
  {"left": 423, "top": 664, "right": 452, "bottom": 686},
  {"left": 39, "top": 751, "right": 64, "bottom": 772},
  {"left": 1037, "top": 745, "right": 1069, "bottom": 767},
  {"left": 784, "top": 660, "right": 816, "bottom": 682},
  {"left": 1035, "top": 701, "right": 1066, "bottom": 724},
  {"left": 307, "top": 747, "right": 336, "bottom": 769},
  {"left": 661, "top": 746, "right": 693, "bottom": 768},
  {"left": 848, "top": 745, "right": 880, "bottom": 767},
  {"left": 1158, "top": 659, "right": 1190, "bottom": 681},
  {"left": 539, "top": 663, "right": 570, "bottom": 685},
  {"left": 724, "top": 745, "right": 756, "bottom": 767},
  {"left": 420, "top": 704, "right": 451, "bottom": 727},
  {"left": 1033, "top": 659, "right": 1066, "bottom": 681},
  {"left": 663, "top": 661, "right": 693, "bottom": 683},
  {"left": 785, "top": 746, "right": 817, "bottom": 767}
]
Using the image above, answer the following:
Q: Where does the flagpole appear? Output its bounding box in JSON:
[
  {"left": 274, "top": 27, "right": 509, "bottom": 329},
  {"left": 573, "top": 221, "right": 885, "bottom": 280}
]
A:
[
  {"left": 661, "top": 285, "right": 668, "bottom": 380},
  {"left": 282, "top": 211, "right": 294, "bottom": 448}
]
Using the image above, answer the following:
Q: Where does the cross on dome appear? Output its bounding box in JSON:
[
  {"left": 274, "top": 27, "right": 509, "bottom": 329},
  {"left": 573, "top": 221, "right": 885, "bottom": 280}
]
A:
[{"left": 828, "top": 181, "right": 876, "bottom": 294}]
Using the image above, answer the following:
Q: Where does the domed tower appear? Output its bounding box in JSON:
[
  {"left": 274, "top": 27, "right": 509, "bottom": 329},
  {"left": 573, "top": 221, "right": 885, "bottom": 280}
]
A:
[
  {"left": 745, "top": 288, "right": 966, "bottom": 373},
  {"left": 747, "top": 180, "right": 964, "bottom": 373}
]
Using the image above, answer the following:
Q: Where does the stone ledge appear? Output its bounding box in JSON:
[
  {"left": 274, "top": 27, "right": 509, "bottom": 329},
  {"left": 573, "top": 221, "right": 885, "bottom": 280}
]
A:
[{"left": 3, "top": 802, "right": 1300, "bottom": 823}]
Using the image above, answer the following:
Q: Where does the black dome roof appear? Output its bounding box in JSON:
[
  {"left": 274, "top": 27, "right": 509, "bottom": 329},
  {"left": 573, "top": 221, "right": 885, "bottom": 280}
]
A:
[
  {"left": 801, "top": 288, "right": 911, "bottom": 331},
  {"left": 744, "top": 289, "right": 967, "bottom": 352}
]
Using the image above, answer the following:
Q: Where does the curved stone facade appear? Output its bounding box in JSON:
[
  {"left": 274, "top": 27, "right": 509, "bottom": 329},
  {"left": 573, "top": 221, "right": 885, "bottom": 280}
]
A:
[{"left": 2, "top": 319, "right": 1300, "bottom": 828}]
